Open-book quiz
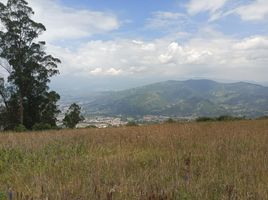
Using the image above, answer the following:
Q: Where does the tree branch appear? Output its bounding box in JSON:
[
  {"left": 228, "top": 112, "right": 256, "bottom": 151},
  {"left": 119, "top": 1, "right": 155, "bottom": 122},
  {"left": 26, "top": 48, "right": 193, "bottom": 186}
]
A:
[
  {"left": 0, "top": 80, "right": 8, "bottom": 109},
  {"left": 0, "top": 61, "right": 11, "bottom": 74}
]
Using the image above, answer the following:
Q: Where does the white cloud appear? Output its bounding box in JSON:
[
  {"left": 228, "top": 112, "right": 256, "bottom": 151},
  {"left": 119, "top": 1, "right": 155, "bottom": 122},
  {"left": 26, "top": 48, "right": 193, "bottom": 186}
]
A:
[
  {"left": 132, "top": 40, "right": 156, "bottom": 51},
  {"left": 146, "top": 11, "right": 194, "bottom": 33},
  {"left": 234, "top": 36, "right": 268, "bottom": 50},
  {"left": 187, "top": 0, "right": 228, "bottom": 15},
  {"left": 90, "top": 68, "right": 103, "bottom": 76},
  {"left": 90, "top": 67, "right": 122, "bottom": 76},
  {"left": 34, "top": 0, "right": 120, "bottom": 42},
  {"left": 159, "top": 42, "right": 212, "bottom": 64},
  {"left": 47, "top": 29, "right": 268, "bottom": 82},
  {"left": 207, "top": 9, "right": 236, "bottom": 22},
  {"left": 0, "top": 0, "right": 120, "bottom": 42},
  {"left": 159, "top": 42, "right": 183, "bottom": 64},
  {"left": 1, "top": 0, "right": 268, "bottom": 84},
  {"left": 235, "top": 0, "right": 268, "bottom": 21},
  {"left": 185, "top": 0, "right": 268, "bottom": 22},
  {"left": 106, "top": 68, "right": 122, "bottom": 76}
]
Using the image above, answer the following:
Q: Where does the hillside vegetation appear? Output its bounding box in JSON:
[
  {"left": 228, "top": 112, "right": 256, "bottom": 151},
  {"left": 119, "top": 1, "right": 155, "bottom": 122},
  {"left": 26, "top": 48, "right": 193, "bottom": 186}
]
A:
[
  {"left": 87, "top": 79, "right": 268, "bottom": 117},
  {"left": 0, "top": 119, "right": 268, "bottom": 199}
]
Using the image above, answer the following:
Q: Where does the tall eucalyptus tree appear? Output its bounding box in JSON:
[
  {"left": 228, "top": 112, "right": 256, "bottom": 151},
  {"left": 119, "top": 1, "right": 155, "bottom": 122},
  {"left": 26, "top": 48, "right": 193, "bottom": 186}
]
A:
[{"left": 0, "top": 0, "right": 61, "bottom": 129}]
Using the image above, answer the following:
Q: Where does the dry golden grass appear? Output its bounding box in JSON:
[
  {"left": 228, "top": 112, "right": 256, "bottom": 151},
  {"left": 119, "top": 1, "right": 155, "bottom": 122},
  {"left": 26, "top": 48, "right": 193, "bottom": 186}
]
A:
[{"left": 0, "top": 119, "right": 268, "bottom": 199}]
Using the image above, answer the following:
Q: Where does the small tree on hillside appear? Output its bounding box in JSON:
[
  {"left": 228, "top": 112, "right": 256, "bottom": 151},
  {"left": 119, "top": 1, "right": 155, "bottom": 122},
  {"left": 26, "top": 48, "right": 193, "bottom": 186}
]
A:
[{"left": 63, "top": 103, "right": 84, "bottom": 129}]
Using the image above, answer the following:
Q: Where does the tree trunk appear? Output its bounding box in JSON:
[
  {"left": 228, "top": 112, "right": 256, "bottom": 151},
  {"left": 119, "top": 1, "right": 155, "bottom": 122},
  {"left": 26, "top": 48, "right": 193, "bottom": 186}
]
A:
[{"left": 18, "top": 92, "right": 24, "bottom": 125}]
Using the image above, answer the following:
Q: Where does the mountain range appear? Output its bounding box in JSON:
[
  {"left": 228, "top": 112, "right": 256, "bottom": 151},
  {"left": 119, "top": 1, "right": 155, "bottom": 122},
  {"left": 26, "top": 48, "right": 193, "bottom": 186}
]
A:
[{"left": 83, "top": 79, "right": 268, "bottom": 118}]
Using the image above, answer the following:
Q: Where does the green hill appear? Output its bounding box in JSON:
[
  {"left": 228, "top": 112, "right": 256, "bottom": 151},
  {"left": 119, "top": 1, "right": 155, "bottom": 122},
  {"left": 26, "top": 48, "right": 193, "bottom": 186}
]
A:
[{"left": 85, "top": 79, "right": 268, "bottom": 118}]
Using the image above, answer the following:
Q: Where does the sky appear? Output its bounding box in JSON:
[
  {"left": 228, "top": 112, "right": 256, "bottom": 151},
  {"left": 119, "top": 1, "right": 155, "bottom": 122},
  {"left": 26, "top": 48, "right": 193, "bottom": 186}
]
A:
[{"left": 1, "top": 0, "right": 268, "bottom": 93}]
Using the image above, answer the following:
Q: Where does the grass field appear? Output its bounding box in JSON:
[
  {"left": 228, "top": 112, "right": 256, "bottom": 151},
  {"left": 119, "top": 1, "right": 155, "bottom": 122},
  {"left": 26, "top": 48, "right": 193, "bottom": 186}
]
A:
[{"left": 0, "top": 120, "right": 268, "bottom": 199}]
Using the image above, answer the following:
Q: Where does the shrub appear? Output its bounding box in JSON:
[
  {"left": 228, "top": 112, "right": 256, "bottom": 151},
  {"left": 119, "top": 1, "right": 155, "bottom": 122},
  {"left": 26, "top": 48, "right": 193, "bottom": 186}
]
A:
[
  {"left": 126, "top": 121, "right": 138, "bottom": 126},
  {"left": 217, "top": 115, "right": 233, "bottom": 121},
  {"left": 32, "top": 123, "right": 52, "bottom": 131},
  {"left": 196, "top": 117, "right": 215, "bottom": 122},
  {"left": 0, "top": 192, "right": 6, "bottom": 200},
  {"left": 14, "top": 124, "right": 27, "bottom": 132},
  {"left": 86, "top": 125, "right": 97, "bottom": 128},
  {"left": 216, "top": 115, "right": 245, "bottom": 121},
  {"left": 196, "top": 115, "right": 245, "bottom": 122},
  {"left": 166, "top": 118, "right": 175, "bottom": 123}
]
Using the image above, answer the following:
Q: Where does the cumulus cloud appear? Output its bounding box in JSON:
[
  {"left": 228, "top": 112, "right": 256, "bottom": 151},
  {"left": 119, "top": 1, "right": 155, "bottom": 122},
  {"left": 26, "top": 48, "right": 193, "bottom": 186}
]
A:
[
  {"left": 234, "top": 36, "right": 268, "bottom": 50},
  {"left": 158, "top": 42, "right": 212, "bottom": 64},
  {"left": 46, "top": 30, "right": 268, "bottom": 82},
  {"left": 1, "top": 0, "right": 268, "bottom": 84},
  {"left": 48, "top": 40, "right": 160, "bottom": 76}
]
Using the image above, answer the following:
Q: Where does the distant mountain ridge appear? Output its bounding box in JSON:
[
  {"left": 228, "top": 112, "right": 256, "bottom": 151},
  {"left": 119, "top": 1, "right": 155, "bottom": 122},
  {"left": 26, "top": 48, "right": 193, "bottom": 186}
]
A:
[{"left": 85, "top": 79, "right": 268, "bottom": 118}]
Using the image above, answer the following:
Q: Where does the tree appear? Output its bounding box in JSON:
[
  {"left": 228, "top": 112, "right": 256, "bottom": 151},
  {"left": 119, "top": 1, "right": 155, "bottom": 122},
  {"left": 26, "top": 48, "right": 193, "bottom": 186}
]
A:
[
  {"left": 0, "top": 77, "right": 20, "bottom": 129},
  {"left": 0, "top": 0, "right": 61, "bottom": 129},
  {"left": 63, "top": 103, "right": 84, "bottom": 129}
]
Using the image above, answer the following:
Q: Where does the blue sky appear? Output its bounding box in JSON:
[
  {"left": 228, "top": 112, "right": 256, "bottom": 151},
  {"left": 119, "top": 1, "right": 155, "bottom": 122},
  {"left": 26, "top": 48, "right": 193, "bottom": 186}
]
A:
[
  {"left": 1, "top": 0, "right": 268, "bottom": 93},
  {"left": 58, "top": 0, "right": 267, "bottom": 38}
]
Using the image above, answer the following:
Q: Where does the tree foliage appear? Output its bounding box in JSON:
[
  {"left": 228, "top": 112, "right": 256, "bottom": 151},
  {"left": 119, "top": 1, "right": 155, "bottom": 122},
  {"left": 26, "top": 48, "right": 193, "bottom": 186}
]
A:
[
  {"left": 0, "top": 0, "right": 61, "bottom": 130},
  {"left": 63, "top": 103, "right": 84, "bottom": 129}
]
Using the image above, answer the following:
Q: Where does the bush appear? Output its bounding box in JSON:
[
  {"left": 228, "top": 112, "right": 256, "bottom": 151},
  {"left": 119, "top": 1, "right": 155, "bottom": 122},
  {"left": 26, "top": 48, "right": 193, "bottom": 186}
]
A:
[
  {"left": 196, "top": 117, "right": 215, "bottom": 122},
  {"left": 196, "top": 115, "right": 245, "bottom": 122},
  {"left": 32, "top": 123, "right": 52, "bottom": 131},
  {"left": 86, "top": 125, "right": 97, "bottom": 128},
  {"left": 126, "top": 121, "right": 138, "bottom": 126},
  {"left": 14, "top": 124, "right": 27, "bottom": 132},
  {"left": 0, "top": 192, "right": 7, "bottom": 200},
  {"left": 217, "top": 115, "right": 245, "bottom": 121},
  {"left": 166, "top": 118, "right": 175, "bottom": 123},
  {"left": 217, "top": 115, "right": 231, "bottom": 121}
]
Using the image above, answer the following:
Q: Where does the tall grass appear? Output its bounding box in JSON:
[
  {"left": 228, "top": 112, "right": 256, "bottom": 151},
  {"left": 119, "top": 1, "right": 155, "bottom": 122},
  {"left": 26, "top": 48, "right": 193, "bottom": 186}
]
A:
[{"left": 0, "top": 120, "right": 268, "bottom": 199}]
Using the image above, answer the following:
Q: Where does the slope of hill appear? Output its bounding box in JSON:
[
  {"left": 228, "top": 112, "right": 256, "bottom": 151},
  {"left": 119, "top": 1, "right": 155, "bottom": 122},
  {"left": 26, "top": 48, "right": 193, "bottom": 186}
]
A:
[{"left": 85, "top": 79, "right": 268, "bottom": 117}]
